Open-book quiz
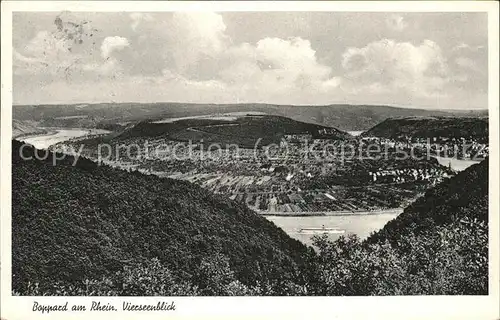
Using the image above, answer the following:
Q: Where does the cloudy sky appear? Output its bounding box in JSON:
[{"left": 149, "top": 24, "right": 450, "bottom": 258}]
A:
[{"left": 13, "top": 12, "right": 488, "bottom": 109}]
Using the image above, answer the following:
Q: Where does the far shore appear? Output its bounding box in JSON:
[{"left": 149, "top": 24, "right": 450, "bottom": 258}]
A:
[
  {"left": 258, "top": 208, "right": 403, "bottom": 217},
  {"left": 14, "top": 129, "right": 57, "bottom": 140}
]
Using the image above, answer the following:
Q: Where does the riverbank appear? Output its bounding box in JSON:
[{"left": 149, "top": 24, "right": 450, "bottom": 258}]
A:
[
  {"left": 15, "top": 129, "right": 57, "bottom": 140},
  {"left": 257, "top": 208, "right": 403, "bottom": 217},
  {"left": 433, "top": 155, "right": 481, "bottom": 171},
  {"left": 18, "top": 128, "right": 110, "bottom": 150},
  {"left": 266, "top": 211, "right": 401, "bottom": 246}
]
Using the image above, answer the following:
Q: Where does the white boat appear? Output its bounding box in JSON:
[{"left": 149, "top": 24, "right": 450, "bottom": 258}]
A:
[{"left": 298, "top": 226, "right": 345, "bottom": 234}]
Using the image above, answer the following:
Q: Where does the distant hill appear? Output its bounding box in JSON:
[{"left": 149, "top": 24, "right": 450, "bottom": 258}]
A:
[
  {"left": 362, "top": 116, "right": 488, "bottom": 139},
  {"left": 117, "top": 114, "right": 350, "bottom": 147},
  {"left": 12, "top": 119, "right": 46, "bottom": 138},
  {"left": 12, "top": 140, "right": 310, "bottom": 295},
  {"left": 13, "top": 103, "right": 488, "bottom": 132}
]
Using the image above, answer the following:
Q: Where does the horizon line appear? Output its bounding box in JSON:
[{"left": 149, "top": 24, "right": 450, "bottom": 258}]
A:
[{"left": 11, "top": 101, "right": 489, "bottom": 112}]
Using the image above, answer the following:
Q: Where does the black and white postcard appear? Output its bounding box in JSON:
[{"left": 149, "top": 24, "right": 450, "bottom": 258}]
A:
[{"left": 1, "top": 1, "right": 499, "bottom": 319}]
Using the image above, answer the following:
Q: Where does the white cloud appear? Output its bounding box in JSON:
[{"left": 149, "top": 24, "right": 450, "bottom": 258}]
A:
[
  {"left": 23, "top": 30, "right": 70, "bottom": 56},
  {"left": 255, "top": 37, "right": 331, "bottom": 80},
  {"left": 101, "top": 36, "right": 130, "bottom": 59},
  {"left": 341, "top": 39, "right": 449, "bottom": 98},
  {"left": 455, "top": 57, "right": 480, "bottom": 72},
  {"left": 168, "top": 12, "right": 229, "bottom": 74},
  {"left": 13, "top": 31, "right": 82, "bottom": 76},
  {"left": 386, "top": 15, "right": 408, "bottom": 32},
  {"left": 82, "top": 58, "right": 123, "bottom": 77},
  {"left": 13, "top": 31, "right": 130, "bottom": 80},
  {"left": 452, "top": 42, "right": 485, "bottom": 52},
  {"left": 12, "top": 12, "right": 488, "bottom": 109},
  {"left": 218, "top": 37, "right": 334, "bottom": 97},
  {"left": 130, "top": 13, "right": 154, "bottom": 31},
  {"left": 321, "top": 77, "right": 342, "bottom": 90}
]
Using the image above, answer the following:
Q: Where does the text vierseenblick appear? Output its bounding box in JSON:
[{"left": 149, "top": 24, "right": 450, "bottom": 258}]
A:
[{"left": 122, "top": 301, "right": 176, "bottom": 311}]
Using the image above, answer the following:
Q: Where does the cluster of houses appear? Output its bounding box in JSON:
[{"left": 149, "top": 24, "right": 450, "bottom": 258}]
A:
[
  {"left": 368, "top": 167, "right": 452, "bottom": 185},
  {"left": 361, "top": 136, "right": 489, "bottom": 160}
]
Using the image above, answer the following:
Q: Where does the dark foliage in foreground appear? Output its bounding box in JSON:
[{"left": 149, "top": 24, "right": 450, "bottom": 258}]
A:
[
  {"left": 12, "top": 140, "right": 488, "bottom": 295},
  {"left": 12, "top": 140, "right": 311, "bottom": 296},
  {"left": 311, "top": 159, "right": 488, "bottom": 295}
]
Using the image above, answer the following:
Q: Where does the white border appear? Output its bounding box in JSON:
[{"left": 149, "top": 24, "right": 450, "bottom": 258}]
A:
[{"left": 1, "top": 2, "right": 499, "bottom": 320}]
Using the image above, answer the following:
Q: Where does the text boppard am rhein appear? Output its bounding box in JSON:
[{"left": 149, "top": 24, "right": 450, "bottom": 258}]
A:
[{"left": 32, "top": 301, "right": 176, "bottom": 313}]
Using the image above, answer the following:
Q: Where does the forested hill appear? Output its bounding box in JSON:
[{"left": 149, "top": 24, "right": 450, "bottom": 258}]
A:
[
  {"left": 12, "top": 140, "right": 310, "bottom": 296},
  {"left": 368, "top": 158, "right": 488, "bottom": 245},
  {"left": 116, "top": 115, "right": 350, "bottom": 147},
  {"left": 362, "top": 116, "right": 488, "bottom": 139},
  {"left": 367, "top": 159, "right": 489, "bottom": 294},
  {"left": 311, "top": 159, "right": 489, "bottom": 295}
]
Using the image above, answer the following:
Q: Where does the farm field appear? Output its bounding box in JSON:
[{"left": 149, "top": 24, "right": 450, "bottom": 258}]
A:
[{"left": 167, "top": 172, "right": 435, "bottom": 213}]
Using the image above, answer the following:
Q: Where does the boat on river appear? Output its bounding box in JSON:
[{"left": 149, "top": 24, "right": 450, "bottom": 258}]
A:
[{"left": 297, "top": 225, "right": 345, "bottom": 234}]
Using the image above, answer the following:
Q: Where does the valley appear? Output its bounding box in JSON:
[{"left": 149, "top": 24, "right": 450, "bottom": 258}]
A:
[
  {"left": 10, "top": 108, "right": 490, "bottom": 295},
  {"left": 40, "top": 112, "right": 488, "bottom": 245}
]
